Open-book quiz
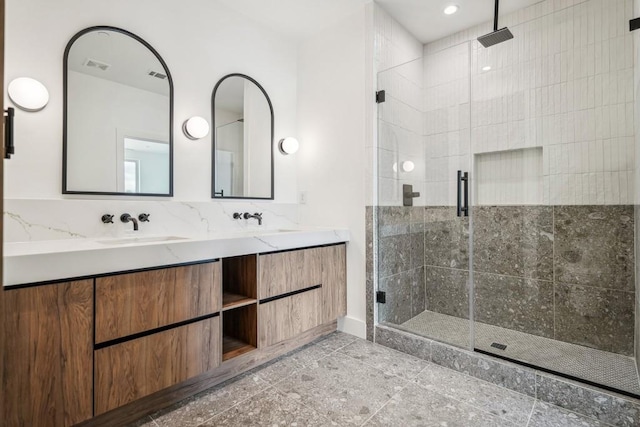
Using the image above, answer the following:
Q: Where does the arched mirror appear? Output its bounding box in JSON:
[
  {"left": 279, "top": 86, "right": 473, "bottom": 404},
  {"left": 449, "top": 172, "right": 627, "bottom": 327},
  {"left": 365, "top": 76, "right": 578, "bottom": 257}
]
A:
[
  {"left": 212, "top": 74, "right": 273, "bottom": 199},
  {"left": 63, "top": 26, "right": 173, "bottom": 196}
]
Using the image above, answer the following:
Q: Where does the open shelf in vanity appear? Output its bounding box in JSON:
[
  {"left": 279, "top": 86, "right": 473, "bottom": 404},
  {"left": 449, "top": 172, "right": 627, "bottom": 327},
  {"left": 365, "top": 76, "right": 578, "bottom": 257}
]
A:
[{"left": 221, "top": 254, "right": 258, "bottom": 360}]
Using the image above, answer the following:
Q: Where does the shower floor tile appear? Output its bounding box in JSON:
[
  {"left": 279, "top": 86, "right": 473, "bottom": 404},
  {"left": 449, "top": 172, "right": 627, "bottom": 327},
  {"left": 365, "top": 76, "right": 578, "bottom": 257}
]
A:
[{"left": 400, "top": 310, "right": 640, "bottom": 395}]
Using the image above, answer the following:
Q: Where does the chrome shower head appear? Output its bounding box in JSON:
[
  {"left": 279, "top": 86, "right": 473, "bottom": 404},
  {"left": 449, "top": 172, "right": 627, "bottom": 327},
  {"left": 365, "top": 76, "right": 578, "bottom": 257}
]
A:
[
  {"left": 478, "top": 27, "right": 514, "bottom": 47},
  {"left": 478, "top": 0, "right": 513, "bottom": 48}
]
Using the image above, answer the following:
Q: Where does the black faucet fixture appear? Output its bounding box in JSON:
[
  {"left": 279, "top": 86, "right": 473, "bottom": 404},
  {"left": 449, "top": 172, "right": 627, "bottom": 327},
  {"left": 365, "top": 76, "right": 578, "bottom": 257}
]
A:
[
  {"left": 120, "top": 213, "right": 139, "bottom": 231},
  {"left": 243, "top": 212, "right": 263, "bottom": 225}
]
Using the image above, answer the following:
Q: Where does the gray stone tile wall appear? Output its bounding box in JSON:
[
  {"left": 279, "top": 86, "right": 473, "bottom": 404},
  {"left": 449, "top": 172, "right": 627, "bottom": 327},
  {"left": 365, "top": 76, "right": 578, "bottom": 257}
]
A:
[
  {"left": 374, "top": 205, "right": 636, "bottom": 356},
  {"left": 636, "top": 205, "right": 640, "bottom": 378}
]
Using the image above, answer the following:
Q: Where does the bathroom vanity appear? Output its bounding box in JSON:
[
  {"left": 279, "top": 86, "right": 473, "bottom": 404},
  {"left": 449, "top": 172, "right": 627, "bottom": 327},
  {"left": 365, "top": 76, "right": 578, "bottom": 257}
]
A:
[{"left": 2, "top": 229, "right": 348, "bottom": 426}]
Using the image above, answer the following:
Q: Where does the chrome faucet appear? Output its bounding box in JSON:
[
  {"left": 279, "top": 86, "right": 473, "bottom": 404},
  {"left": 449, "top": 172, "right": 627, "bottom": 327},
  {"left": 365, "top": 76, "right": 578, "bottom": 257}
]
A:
[
  {"left": 243, "top": 212, "right": 263, "bottom": 225},
  {"left": 120, "top": 213, "right": 139, "bottom": 231}
]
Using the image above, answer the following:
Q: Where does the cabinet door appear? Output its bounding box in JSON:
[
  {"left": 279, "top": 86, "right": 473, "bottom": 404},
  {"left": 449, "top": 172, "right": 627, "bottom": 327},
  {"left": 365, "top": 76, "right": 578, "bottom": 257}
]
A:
[
  {"left": 258, "top": 248, "right": 322, "bottom": 298},
  {"left": 2, "top": 280, "right": 94, "bottom": 427},
  {"left": 258, "top": 288, "right": 321, "bottom": 348},
  {"left": 320, "top": 244, "right": 347, "bottom": 323},
  {"left": 95, "top": 316, "right": 220, "bottom": 414},
  {"left": 96, "top": 262, "right": 221, "bottom": 343}
]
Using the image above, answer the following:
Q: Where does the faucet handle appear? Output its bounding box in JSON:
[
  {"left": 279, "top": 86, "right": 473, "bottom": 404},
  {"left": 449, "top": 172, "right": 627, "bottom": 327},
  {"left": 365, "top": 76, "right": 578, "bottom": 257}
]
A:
[
  {"left": 101, "top": 214, "right": 114, "bottom": 224},
  {"left": 233, "top": 212, "right": 242, "bottom": 219},
  {"left": 138, "top": 213, "right": 151, "bottom": 222}
]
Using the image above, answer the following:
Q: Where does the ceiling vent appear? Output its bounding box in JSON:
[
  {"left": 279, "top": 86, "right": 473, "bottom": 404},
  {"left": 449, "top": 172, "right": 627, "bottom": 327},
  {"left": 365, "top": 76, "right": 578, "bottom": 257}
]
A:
[
  {"left": 83, "top": 58, "right": 111, "bottom": 71},
  {"left": 148, "top": 70, "right": 167, "bottom": 80}
]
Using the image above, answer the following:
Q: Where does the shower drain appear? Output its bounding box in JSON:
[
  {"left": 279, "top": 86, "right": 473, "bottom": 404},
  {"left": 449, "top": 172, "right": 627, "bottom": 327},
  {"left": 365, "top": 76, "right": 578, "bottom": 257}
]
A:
[{"left": 491, "top": 342, "right": 507, "bottom": 351}]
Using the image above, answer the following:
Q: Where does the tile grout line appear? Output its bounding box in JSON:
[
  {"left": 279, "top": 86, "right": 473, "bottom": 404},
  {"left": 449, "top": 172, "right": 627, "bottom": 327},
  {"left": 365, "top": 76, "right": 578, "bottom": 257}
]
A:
[
  {"left": 405, "top": 369, "right": 529, "bottom": 425},
  {"left": 525, "top": 399, "right": 537, "bottom": 427},
  {"left": 340, "top": 344, "right": 531, "bottom": 425},
  {"left": 371, "top": 333, "right": 537, "bottom": 400},
  {"left": 193, "top": 384, "right": 277, "bottom": 427},
  {"left": 359, "top": 395, "right": 394, "bottom": 426},
  {"left": 268, "top": 382, "right": 339, "bottom": 427}
]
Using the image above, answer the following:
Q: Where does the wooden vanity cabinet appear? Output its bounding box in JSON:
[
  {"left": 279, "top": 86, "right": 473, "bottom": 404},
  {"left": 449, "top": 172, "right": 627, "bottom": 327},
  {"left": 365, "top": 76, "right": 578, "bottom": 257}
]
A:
[
  {"left": 2, "top": 280, "right": 94, "bottom": 427},
  {"left": 258, "top": 246, "right": 322, "bottom": 298},
  {"left": 258, "top": 244, "right": 347, "bottom": 347},
  {"left": 94, "top": 316, "right": 220, "bottom": 415},
  {"left": 259, "top": 287, "right": 322, "bottom": 347},
  {"left": 95, "top": 262, "right": 221, "bottom": 343},
  {"left": 93, "top": 261, "right": 222, "bottom": 414},
  {"left": 320, "top": 244, "right": 347, "bottom": 323},
  {"left": 2, "top": 244, "right": 346, "bottom": 426}
]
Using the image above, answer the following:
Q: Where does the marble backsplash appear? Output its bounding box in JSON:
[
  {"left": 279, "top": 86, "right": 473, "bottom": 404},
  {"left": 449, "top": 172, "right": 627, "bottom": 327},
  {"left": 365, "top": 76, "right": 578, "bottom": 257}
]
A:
[
  {"left": 3, "top": 199, "right": 300, "bottom": 242},
  {"left": 376, "top": 205, "right": 636, "bottom": 357}
]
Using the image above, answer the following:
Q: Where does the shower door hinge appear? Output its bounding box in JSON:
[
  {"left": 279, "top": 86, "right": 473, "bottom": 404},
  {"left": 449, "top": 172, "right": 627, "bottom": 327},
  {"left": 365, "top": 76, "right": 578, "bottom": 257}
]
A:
[
  {"left": 375, "top": 90, "right": 386, "bottom": 103},
  {"left": 376, "top": 291, "right": 386, "bottom": 304},
  {"left": 631, "top": 17, "right": 640, "bottom": 32}
]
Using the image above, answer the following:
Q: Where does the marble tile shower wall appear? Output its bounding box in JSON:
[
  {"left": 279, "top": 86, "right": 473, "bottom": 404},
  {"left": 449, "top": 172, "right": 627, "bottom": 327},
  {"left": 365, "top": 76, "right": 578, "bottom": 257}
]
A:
[
  {"left": 422, "top": 0, "right": 636, "bottom": 206},
  {"left": 377, "top": 204, "right": 635, "bottom": 356}
]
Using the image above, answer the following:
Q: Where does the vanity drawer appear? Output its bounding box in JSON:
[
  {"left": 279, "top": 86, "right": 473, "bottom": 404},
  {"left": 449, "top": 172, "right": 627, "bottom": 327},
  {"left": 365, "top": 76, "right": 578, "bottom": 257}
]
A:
[
  {"left": 258, "top": 287, "right": 321, "bottom": 348},
  {"left": 95, "top": 262, "right": 221, "bottom": 343},
  {"left": 258, "top": 247, "right": 322, "bottom": 299},
  {"left": 94, "top": 316, "right": 220, "bottom": 415}
]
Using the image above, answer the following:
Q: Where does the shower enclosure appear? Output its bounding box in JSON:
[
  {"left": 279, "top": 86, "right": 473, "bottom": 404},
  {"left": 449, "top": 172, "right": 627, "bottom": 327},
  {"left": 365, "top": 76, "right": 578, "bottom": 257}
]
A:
[{"left": 376, "top": 0, "right": 640, "bottom": 396}]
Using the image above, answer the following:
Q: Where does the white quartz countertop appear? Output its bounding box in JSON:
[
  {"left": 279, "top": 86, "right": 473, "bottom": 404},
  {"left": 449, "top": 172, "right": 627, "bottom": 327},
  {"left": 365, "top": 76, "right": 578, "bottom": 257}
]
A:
[{"left": 4, "top": 227, "right": 349, "bottom": 286}]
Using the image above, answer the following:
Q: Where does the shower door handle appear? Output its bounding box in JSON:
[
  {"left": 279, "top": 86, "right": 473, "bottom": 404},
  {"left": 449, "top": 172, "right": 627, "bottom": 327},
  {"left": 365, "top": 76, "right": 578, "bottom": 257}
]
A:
[
  {"left": 457, "top": 170, "right": 469, "bottom": 217},
  {"left": 4, "top": 107, "right": 14, "bottom": 159}
]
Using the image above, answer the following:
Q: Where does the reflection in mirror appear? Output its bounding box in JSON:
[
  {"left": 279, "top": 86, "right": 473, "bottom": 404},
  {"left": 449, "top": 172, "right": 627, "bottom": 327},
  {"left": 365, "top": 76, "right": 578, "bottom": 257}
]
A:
[
  {"left": 63, "top": 27, "right": 172, "bottom": 196},
  {"left": 212, "top": 74, "right": 273, "bottom": 199}
]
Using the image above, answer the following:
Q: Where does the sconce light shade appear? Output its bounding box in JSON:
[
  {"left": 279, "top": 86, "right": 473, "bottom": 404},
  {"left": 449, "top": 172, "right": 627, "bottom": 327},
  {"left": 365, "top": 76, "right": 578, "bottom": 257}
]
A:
[
  {"left": 402, "top": 160, "right": 415, "bottom": 172},
  {"left": 8, "top": 77, "right": 49, "bottom": 112},
  {"left": 183, "top": 116, "right": 210, "bottom": 140},
  {"left": 279, "top": 137, "right": 299, "bottom": 155}
]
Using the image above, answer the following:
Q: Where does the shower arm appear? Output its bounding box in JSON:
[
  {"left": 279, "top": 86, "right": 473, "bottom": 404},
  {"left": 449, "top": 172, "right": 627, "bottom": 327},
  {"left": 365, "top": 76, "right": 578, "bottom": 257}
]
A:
[{"left": 493, "top": 0, "right": 500, "bottom": 32}]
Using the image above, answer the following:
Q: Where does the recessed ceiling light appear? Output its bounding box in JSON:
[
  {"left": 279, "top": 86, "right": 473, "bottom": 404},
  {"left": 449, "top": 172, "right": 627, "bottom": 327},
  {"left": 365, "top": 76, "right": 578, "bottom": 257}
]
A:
[
  {"left": 482, "top": 65, "right": 492, "bottom": 71},
  {"left": 443, "top": 5, "right": 459, "bottom": 15}
]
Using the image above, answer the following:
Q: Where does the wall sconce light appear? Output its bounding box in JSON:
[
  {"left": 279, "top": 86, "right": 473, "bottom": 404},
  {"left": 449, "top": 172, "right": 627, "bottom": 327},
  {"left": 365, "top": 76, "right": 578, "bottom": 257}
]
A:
[
  {"left": 8, "top": 77, "right": 49, "bottom": 112},
  {"left": 182, "top": 116, "right": 210, "bottom": 140},
  {"left": 394, "top": 161, "right": 415, "bottom": 173},
  {"left": 278, "top": 137, "right": 299, "bottom": 155},
  {"left": 402, "top": 160, "right": 415, "bottom": 172}
]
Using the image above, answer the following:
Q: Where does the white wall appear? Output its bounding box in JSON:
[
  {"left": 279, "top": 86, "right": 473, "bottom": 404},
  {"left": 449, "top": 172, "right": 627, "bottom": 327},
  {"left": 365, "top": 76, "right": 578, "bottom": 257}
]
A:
[
  {"left": 296, "top": 7, "right": 368, "bottom": 337},
  {"left": 4, "top": 0, "right": 298, "bottom": 202}
]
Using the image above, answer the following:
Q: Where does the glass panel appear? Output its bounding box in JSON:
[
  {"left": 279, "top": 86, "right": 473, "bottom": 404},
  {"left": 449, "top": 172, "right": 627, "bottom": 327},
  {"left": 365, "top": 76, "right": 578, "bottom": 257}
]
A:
[
  {"left": 471, "top": 0, "right": 639, "bottom": 396},
  {"left": 376, "top": 44, "right": 473, "bottom": 350}
]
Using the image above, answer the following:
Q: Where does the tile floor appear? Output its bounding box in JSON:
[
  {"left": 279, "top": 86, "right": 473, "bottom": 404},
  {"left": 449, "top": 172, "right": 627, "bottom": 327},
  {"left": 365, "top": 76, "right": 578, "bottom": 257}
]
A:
[{"left": 130, "top": 332, "right": 608, "bottom": 426}]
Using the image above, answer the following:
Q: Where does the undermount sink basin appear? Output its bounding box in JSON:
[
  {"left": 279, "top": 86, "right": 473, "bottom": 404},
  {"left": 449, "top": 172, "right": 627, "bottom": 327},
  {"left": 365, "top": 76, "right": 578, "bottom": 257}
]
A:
[{"left": 96, "top": 235, "right": 189, "bottom": 245}]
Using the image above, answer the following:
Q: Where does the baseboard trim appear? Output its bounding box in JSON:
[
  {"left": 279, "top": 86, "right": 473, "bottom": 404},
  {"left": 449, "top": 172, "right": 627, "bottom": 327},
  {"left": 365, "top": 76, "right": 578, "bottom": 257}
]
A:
[{"left": 338, "top": 315, "right": 366, "bottom": 338}]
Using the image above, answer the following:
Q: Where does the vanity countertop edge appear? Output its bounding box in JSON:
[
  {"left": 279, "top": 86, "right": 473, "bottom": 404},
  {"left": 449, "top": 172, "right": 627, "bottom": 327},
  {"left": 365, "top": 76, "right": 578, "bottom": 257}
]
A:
[{"left": 4, "top": 227, "right": 350, "bottom": 287}]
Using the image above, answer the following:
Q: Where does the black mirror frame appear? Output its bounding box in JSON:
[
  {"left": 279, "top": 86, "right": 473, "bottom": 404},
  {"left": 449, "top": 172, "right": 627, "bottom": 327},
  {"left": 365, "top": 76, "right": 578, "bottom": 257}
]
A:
[
  {"left": 62, "top": 26, "right": 174, "bottom": 197},
  {"left": 211, "top": 73, "right": 274, "bottom": 200}
]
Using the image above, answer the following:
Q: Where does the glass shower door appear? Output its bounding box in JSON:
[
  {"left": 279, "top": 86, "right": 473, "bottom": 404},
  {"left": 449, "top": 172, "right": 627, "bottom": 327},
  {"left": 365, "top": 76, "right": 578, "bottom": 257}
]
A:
[
  {"left": 376, "top": 43, "right": 474, "bottom": 350},
  {"left": 470, "top": 0, "right": 640, "bottom": 396}
]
